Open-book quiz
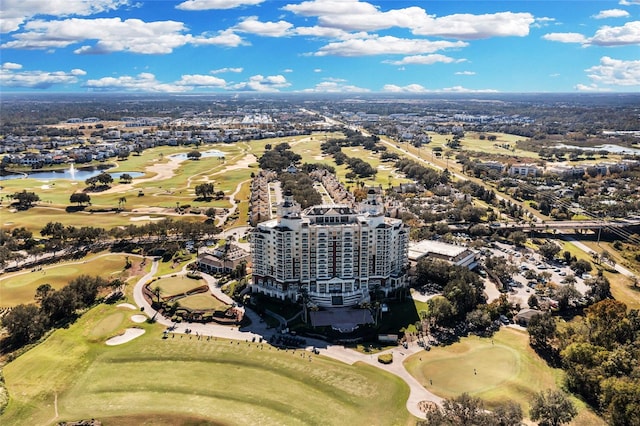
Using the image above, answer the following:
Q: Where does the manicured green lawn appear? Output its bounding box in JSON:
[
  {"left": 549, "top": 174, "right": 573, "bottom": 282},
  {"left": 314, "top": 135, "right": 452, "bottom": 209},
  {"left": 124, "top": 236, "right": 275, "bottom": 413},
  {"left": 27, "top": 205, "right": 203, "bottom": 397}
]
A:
[
  {"left": 404, "top": 327, "right": 605, "bottom": 425},
  {"left": 0, "top": 253, "right": 136, "bottom": 307},
  {"left": 179, "top": 293, "right": 229, "bottom": 311},
  {"left": 153, "top": 276, "right": 205, "bottom": 298},
  {"left": 1, "top": 303, "right": 411, "bottom": 426}
]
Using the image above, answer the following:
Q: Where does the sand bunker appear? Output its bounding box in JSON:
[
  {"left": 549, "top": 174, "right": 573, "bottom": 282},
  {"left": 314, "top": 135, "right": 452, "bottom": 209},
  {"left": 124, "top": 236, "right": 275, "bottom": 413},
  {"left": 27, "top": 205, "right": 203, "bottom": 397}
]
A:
[
  {"left": 131, "top": 314, "right": 147, "bottom": 323},
  {"left": 129, "top": 215, "right": 165, "bottom": 222},
  {"left": 106, "top": 328, "right": 145, "bottom": 346},
  {"left": 117, "top": 303, "right": 137, "bottom": 310}
]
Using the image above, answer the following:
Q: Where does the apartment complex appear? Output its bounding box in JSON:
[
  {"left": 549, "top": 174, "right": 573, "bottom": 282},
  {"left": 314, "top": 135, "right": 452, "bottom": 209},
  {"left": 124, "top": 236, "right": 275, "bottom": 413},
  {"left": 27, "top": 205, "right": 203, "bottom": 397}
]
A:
[{"left": 250, "top": 189, "right": 409, "bottom": 308}]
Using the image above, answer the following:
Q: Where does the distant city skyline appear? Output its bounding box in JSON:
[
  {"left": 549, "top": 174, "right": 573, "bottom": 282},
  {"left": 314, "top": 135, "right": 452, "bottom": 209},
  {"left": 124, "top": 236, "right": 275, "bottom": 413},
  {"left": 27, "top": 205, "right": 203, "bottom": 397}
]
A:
[{"left": 1, "top": 0, "right": 639, "bottom": 93}]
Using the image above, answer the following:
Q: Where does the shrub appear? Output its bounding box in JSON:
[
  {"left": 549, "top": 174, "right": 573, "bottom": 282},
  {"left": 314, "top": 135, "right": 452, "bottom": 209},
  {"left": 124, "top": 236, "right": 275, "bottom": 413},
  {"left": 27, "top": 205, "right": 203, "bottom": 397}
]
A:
[{"left": 378, "top": 353, "right": 393, "bottom": 364}]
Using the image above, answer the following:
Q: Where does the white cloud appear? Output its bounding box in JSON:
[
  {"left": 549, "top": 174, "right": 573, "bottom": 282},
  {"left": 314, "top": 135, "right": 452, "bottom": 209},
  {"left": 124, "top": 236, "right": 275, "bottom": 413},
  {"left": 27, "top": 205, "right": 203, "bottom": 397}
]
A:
[
  {"left": 411, "top": 12, "right": 535, "bottom": 39},
  {"left": 71, "top": 68, "right": 87, "bottom": 76},
  {"left": 234, "top": 16, "right": 293, "bottom": 37},
  {"left": 589, "top": 21, "right": 640, "bottom": 46},
  {"left": 585, "top": 56, "right": 640, "bottom": 86},
  {"left": 0, "top": 0, "right": 130, "bottom": 33},
  {"left": 455, "top": 71, "right": 476, "bottom": 76},
  {"left": 176, "top": 0, "right": 264, "bottom": 10},
  {"left": 575, "top": 83, "right": 610, "bottom": 92},
  {"left": 383, "top": 84, "right": 497, "bottom": 93},
  {"left": 294, "top": 26, "right": 353, "bottom": 39},
  {"left": 84, "top": 72, "right": 189, "bottom": 92},
  {"left": 284, "top": 1, "right": 535, "bottom": 39},
  {"left": 302, "top": 80, "right": 369, "bottom": 93},
  {"left": 542, "top": 32, "right": 588, "bottom": 43},
  {"left": 313, "top": 35, "right": 467, "bottom": 57},
  {"left": 0, "top": 66, "right": 84, "bottom": 88},
  {"left": 532, "top": 17, "right": 556, "bottom": 28},
  {"left": 619, "top": 0, "right": 640, "bottom": 5},
  {"left": 314, "top": 68, "right": 322, "bottom": 72},
  {"left": 382, "top": 84, "right": 428, "bottom": 93},
  {"left": 1, "top": 18, "right": 245, "bottom": 53},
  {"left": 231, "top": 74, "right": 291, "bottom": 91},
  {"left": 190, "top": 29, "right": 246, "bottom": 48},
  {"left": 592, "top": 9, "right": 630, "bottom": 19},
  {"left": 544, "top": 21, "right": 640, "bottom": 47},
  {"left": 1, "top": 62, "right": 23, "bottom": 70},
  {"left": 283, "top": 68, "right": 294, "bottom": 73},
  {"left": 210, "top": 67, "right": 243, "bottom": 74},
  {"left": 441, "top": 86, "right": 499, "bottom": 93},
  {"left": 176, "top": 74, "right": 227, "bottom": 87},
  {"left": 383, "top": 54, "right": 462, "bottom": 66}
]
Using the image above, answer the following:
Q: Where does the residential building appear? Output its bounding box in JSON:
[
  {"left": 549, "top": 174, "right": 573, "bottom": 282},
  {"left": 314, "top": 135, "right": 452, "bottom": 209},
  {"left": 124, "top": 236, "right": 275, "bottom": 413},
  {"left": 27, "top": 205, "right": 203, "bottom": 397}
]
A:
[
  {"left": 508, "top": 163, "right": 540, "bottom": 177},
  {"left": 250, "top": 189, "right": 409, "bottom": 308}
]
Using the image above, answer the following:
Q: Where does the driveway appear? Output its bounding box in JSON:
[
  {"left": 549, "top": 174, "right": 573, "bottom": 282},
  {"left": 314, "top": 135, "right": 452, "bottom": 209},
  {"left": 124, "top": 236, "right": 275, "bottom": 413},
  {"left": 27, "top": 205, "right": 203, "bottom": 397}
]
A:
[{"left": 132, "top": 261, "right": 438, "bottom": 419}]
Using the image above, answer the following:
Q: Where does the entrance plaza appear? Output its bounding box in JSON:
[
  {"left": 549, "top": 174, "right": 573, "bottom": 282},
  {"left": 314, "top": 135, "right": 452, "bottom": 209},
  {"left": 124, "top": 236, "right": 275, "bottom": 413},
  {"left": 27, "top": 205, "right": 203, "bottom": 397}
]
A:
[{"left": 309, "top": 307, "right": 374, "bottom": 332}]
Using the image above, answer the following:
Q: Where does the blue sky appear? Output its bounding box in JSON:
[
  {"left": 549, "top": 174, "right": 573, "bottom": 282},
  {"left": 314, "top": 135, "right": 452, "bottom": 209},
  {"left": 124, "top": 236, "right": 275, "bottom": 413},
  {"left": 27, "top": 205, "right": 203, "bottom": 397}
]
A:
[{"left": 1, "top": 0, "right": 639, "bottom": 93}]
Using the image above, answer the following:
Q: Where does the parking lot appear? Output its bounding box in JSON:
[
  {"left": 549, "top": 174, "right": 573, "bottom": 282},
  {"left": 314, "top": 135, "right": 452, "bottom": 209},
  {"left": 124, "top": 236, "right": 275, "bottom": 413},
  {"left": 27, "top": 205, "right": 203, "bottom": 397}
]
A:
[{"left": 480, "top": 241, "right": 589, "bottom": 308}]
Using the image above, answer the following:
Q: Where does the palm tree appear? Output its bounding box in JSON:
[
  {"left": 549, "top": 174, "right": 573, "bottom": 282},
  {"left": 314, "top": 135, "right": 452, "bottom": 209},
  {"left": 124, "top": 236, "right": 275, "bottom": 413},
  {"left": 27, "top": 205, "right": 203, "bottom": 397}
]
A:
[
  {"left": 153, "top": 285, "right": 162, "bottom": 305},
  {"left": 118, "top": 196, "right": 127, "bottom": 211}
]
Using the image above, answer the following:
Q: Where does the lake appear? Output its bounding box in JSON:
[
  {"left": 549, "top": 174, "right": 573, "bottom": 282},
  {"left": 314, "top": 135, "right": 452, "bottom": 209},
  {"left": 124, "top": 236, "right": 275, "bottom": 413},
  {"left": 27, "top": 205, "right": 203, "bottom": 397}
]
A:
[{"left": 0, "top": 166, "right": 144, "bottom": 181}]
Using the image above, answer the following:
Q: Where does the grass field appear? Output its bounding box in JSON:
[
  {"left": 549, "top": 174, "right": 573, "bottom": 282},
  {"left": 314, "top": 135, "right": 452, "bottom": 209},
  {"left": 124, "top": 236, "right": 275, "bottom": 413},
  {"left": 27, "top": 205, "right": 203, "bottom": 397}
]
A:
[
  {"left": 404, "top": 328, "right": 605, "bottom": 425},
  {"left": 1, "top": 303, "right": 411, "bottom": 426},
  {"left": 560, "top": 240, "right": 640, "bottom": 310},
  {"left": 153, "top": 276, "right": 205, "bottom": 298},
  {"left": 0, "top": 253, "right": 139, "bottom": 307},
  {"left": 179, "top": 293, "right": 229, "bottom": 311}
]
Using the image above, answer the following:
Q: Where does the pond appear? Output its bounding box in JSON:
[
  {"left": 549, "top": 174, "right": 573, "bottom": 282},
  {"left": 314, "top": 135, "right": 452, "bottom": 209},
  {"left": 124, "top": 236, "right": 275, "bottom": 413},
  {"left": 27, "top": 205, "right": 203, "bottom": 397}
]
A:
[
  {"left": 554, "top": 143, "right": 640, "bottom": 155},
  {"left": 0, "top": 165, "right": 144, "bottom": 181},
  {"left": 168, "top": 149, "right": 226, "bottom": 160}
]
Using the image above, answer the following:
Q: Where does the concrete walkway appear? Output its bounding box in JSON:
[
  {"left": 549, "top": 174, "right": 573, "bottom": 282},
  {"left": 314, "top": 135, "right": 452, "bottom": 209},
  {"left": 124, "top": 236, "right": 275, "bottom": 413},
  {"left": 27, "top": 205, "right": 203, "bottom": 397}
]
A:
[{"left": 132, "top": 261, "right": 439, "bottom": 419}]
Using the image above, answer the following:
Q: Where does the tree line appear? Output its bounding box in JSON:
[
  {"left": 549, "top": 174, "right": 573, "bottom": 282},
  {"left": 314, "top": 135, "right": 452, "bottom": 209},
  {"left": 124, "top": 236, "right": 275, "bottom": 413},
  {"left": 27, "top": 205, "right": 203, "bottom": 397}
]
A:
[
  {"left": 528, "top": 299, "right": 640, "bottom": 425},
  {"left": 1, "top": 275, "right": 118, "bottom": 351}
]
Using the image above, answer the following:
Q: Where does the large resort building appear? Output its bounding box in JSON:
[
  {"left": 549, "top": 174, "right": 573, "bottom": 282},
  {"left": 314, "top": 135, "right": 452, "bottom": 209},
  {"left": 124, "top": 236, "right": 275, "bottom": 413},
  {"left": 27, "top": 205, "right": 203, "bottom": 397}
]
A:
[{"left": 250, "top": 189, "right": 409, "bottom": 308}]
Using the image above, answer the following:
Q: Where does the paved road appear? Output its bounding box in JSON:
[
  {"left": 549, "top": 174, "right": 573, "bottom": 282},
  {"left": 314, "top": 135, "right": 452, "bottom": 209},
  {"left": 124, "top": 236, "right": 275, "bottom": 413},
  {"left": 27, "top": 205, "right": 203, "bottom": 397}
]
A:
[
  {"left": 132, "top": 261, "right": 439, "bottom": 419},
  {"left": 563, "top": 234, "right": 638, "bottom": 279}
]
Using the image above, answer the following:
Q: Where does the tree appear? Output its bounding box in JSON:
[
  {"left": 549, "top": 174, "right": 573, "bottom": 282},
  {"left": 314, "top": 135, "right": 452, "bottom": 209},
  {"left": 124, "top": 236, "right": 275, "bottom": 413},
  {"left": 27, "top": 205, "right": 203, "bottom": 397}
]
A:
[
  {"left": 119, "top": 173, "right": 133, "bottom": 183},
  {"left": 195, "top": 183, "right": 215, "bottom": 200},
  {"left": 118, "top": 196, "right": 127, "bottom": 210},
  {"left": 2, "top": 304, "right": 47, "bottom": 346},
  {"left": 70, "top": 192, "right": 91, "bottom": 206},
  {"left": 426, "top": 296, "right": 454, "bottom": 326},
  {"left": 35, "top": 283, "right": 53, "bottom": 303},
  {"left": 187, "top": 150, "right": 202, "bottom": 160},
  {"left": 529, "top": 389, "right": 577, "bottom": 426},
  {"left": 96, "top": 172, "right": 114, "bottom": 187},
  {"left": 539, "top": 242, "right": 561, "bottom": 260},
  {"left": 527, "top": 312, "right": 556, "bottom": 348},
  {"left": 11, "top": 190, "right": 40, "bottom": 209},
  {"left": 420, "top": 393, "right": 517, "bottom": 426},
  {"left": 509, "top": 231, "right": 527, "bottom": 247}
]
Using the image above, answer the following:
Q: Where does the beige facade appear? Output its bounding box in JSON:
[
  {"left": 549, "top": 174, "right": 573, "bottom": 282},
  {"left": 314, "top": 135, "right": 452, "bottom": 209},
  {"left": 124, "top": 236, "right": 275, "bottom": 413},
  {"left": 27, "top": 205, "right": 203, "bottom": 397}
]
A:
[{"left": 251, "top": 190, "right": 409, "bottom": 308}]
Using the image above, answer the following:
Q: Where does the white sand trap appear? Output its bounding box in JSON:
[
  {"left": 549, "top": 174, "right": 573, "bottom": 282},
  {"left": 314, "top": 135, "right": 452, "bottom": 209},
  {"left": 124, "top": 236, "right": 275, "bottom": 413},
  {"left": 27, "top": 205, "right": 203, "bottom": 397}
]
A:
[
  {"left": 131, "top": 314, "right": 147, "bottom": 323},
  {"left": 106, "top": 328, "right": 145, "bottom": 346},
  {"left": 117, "top": 303, "right": 137, "bottom": 310},
  {"left": 129, "top": 215, "right": 164, "bottom": 222}
]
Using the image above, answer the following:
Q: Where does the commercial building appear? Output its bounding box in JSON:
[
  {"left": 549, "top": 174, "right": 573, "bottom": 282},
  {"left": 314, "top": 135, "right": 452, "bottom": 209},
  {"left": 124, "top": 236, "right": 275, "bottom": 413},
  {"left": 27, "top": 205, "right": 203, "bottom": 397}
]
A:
[
  {"left": 408, "top": 239, "right": 477, "bottom": 269},
  {"left": 250, "top": 189, "right": 409, "bottom": 308},
  {"left": 197, "top": 244, "right": 250, "bottom": 274}
]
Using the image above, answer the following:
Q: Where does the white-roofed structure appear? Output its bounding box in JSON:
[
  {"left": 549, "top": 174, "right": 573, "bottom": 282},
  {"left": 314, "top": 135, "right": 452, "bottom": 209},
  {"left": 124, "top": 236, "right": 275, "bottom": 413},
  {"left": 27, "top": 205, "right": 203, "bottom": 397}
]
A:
[{"left": 408, "top": 240, "right": 477, "bottom": 269}]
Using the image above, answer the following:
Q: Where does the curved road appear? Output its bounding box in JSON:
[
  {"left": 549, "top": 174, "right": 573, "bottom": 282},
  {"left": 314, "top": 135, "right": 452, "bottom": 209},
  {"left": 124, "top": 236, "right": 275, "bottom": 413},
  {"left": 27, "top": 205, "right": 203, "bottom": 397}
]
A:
[{"left": 132, "top": 260, "right": 440, "bottom": 419}]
